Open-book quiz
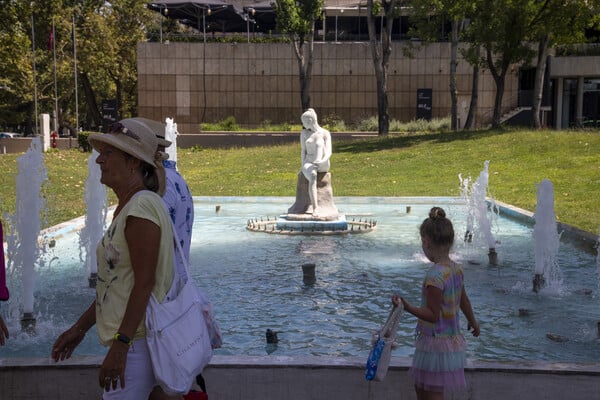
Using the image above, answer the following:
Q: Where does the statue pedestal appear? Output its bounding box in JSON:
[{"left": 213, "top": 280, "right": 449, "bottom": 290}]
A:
[
  {"left": 287, "top": 171, "right": 339, "bottom": 220},
  {"left": 276, "top": 214, "right": 348, "bottom": 232}
]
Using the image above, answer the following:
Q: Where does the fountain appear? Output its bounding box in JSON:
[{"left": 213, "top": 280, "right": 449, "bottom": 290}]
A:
[
  {"left": 1, "top": 197, "right": 598, "bottom": 363},
  {"left": 459, "top": 160, "right": 498, "bottom": 264},
  {"left": 532, "top": 179, "right": 562, "bottom": 293},
  {"left": 78, "top": 150, "right": 107, "bottom": 288},
  {"left": 4, "top": 137, "right": 47, "bottom": 333},
  {"left": 165, "top": 117, "right": 178, "bottom": 165}
]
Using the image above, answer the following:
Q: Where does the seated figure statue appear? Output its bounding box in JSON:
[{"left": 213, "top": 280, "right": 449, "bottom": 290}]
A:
[
  {"left": 301, "top": 108, "right": 332, "bottom": 216},
  {"left": 287, "top": 108, "right": 339, "bottom": 220}
]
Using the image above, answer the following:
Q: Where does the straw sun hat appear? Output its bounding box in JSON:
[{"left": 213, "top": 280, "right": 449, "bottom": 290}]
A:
[{"left": 88, "top": 118, "right": 170, "bottom": 195}]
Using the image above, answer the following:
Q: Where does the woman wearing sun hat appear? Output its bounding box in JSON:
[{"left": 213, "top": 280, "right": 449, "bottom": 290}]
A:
[{"left": 51, "top": 119, "right": 181, "bottom": 400}]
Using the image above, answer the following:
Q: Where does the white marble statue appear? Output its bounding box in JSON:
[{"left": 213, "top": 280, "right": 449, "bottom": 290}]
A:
[{"left": 300, "top": 108, "right": 332, "bottom": 216}]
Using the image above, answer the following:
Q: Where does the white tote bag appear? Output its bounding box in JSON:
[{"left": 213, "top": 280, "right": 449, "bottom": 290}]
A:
[{"left": 145, "top": 229, "right": 213, "bottom": 395}]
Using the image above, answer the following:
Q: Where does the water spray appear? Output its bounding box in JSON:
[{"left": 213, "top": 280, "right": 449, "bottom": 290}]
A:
[{"left": 532, "top": 179, "right": 561, "bottom": 293}]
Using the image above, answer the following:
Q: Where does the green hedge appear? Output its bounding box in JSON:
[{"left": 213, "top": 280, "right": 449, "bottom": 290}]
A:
[{"left": 78, "top": 131, "right": 93, "bottom": 152}]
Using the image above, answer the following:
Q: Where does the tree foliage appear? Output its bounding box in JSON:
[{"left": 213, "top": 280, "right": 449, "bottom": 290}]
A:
[{"left": 0, "top": 0, "right": 155, "bottom": 135}]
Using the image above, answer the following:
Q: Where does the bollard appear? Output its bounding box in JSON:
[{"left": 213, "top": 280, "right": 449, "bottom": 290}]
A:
[{"left": 302, "top": 263, "right": 316, "bottom": 285}]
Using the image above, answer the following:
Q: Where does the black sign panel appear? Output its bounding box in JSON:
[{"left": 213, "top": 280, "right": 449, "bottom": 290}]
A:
[
  {"left": 102, "top": 99, "right": 118, "bottom": 132},
  {"left": 416, "top": 88, "right": 432, "bottom": 121}
]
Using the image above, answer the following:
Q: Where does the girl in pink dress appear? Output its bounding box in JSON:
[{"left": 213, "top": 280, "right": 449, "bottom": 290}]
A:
[{"left": 393, "top": 207, "right": 480, "bottom": 400}]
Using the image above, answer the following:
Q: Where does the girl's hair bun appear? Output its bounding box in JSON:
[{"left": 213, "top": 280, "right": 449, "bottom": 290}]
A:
[{"left": 429, "top": 207, "right": 446, "bottom": 220}]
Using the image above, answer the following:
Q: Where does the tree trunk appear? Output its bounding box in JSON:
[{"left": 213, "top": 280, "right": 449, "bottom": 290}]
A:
[
  {"left": 464, "top": 63, "right": 479, "bottom": 130},
  {"left": 450, "top": 20, "right": 459, "bottom": 131},
  {"left": 366, "top": 0, "right": 395, "bottom": 135},
  {"left": 292, "top": 17, "right": 316, "bottom": 112},
  {"left": 486, "top": 48, "right": 508, "bottom": 128},
  {"left": 532, "top": 34, "right": 550, "bottom": 129},
  {"left": 80, "top": 72, "right": 102, "bottom": 129},
  {"left": 115, "top": 80, "right": 123, "bottom": 120},
  {"left": 492, "top": 75, "right": 505, "bottom": 128}
]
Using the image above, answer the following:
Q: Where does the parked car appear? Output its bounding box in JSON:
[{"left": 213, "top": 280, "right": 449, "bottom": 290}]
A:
[{"left": 0, "top": 132, "right": 21, "bottom": 138}]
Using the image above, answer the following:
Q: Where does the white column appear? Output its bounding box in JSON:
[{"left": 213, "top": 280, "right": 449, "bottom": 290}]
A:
[
  {"left": 554, "top": 78, "right": 563, "bottom": 129},
  {"left": 40, "top": 113, "right": 50, "bottom": 152},
  {"left": 576, "top": 77, "right": 584, "bottom": 126}
]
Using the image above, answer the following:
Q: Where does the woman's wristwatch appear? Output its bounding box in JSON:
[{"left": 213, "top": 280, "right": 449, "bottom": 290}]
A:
[{"left": 113, "top": 332, "right": 133, "bottom": 346}]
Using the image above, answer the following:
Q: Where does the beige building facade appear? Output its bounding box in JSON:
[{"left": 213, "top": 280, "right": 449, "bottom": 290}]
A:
[{"left": 137, "top": 41, "right": 519, "bottom": 133}]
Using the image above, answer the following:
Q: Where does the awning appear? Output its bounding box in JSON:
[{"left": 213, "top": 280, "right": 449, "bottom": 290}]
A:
[{"left": 147, "top": 0, "right": 276, "bottom": 33}]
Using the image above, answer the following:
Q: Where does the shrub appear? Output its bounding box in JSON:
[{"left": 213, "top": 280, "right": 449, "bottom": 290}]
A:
[
  {"left": 321, "top": 113, "right": 347, "bottom": 132},
  {"left": 200, "top": 116, "right": 240, "bottom": 131},
  {"left": 78, "top": 131, "right": 92, "bottom": 152}
]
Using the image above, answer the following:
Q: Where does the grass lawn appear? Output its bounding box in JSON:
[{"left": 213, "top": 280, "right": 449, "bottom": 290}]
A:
[{"left": 0, "top": 128, "right": 599, "bottom": 235}]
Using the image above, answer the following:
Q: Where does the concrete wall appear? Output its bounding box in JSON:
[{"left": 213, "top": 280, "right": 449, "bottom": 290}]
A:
[
  {"left": 550, "top": 56, "right": 600, "bottom": 77},
  {"left": 1, "top": 355, "right": 599, "bottom": 399},
  {"left": 0, "top": 137, "right": 79, "bottom": 154},
  {"left": 137, "top": 42, "right": 519, "bottom": 133}
]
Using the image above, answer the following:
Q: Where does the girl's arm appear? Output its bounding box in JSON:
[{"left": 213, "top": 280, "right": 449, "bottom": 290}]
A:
[
  {"left": 460, "top": 286, "right": 480, "bottom": 337},
  {"left": 393, "top": 286, "right": 442, "bottom": 323}
]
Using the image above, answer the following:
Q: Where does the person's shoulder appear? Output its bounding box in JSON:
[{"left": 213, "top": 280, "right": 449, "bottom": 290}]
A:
[{"left": 132, "top": 190, "right": 163, "bottom": 207}]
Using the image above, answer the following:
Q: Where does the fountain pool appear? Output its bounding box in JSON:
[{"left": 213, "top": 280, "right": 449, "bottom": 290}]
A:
[{"left": 0, "top": 196, "right": 598, "bottom": 363}]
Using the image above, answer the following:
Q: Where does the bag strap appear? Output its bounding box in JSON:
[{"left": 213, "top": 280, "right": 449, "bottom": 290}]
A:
[
  {"left": 171, "top": 225, "right": 191, "bottom": 282},
  {"left": 380, "top": 304, "right": 403, "bottom": 340}
]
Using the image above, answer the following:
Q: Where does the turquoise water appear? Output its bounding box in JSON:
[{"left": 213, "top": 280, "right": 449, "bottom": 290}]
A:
[{"left": 1, "top": 197, "right": 598, "bottom": 363}]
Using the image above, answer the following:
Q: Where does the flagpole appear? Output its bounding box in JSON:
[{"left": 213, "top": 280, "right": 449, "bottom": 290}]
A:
[
  {"left": 52, "top": 16, "right": 58, "bottom": 134},
  {"left": 31, "top": 14, "right": 39, "bottom": 136},
  {"left": 72, "top": 15, "right": 79, "bottom": 134}
]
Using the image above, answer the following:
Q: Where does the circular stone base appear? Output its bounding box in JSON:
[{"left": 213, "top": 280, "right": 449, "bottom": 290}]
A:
[{"left": 246, "top": 214, "right": 376, "bottom": 235}]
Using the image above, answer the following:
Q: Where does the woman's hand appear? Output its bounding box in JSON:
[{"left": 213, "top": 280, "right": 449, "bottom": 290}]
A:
[
  {"left": 99, "top": 341, "right": 129, "bottom": 391},
  {"left": 51, "top": 325, "right": 86, "bottom": 362}
]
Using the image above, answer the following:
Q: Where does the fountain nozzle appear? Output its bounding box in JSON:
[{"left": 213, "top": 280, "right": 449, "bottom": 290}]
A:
[
  {"left": 488, "top": 248, "right": 498, "bottom": 265},
  {"left": 533, "top": 274, "right": 545, "bottom": 293},
  {"left": 20, "top": 312, "right": 36, "bottom": 334},
  {"left": 266, "top": 329, "right": 278, "bottom": 344},
  {"left": 464, "top": 230, "right": 473, "bottom": 243}
]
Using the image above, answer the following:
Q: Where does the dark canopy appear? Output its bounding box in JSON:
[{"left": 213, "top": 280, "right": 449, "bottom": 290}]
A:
[{"left": 147, "top": 0, "right": 277, "bottom": 33}]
